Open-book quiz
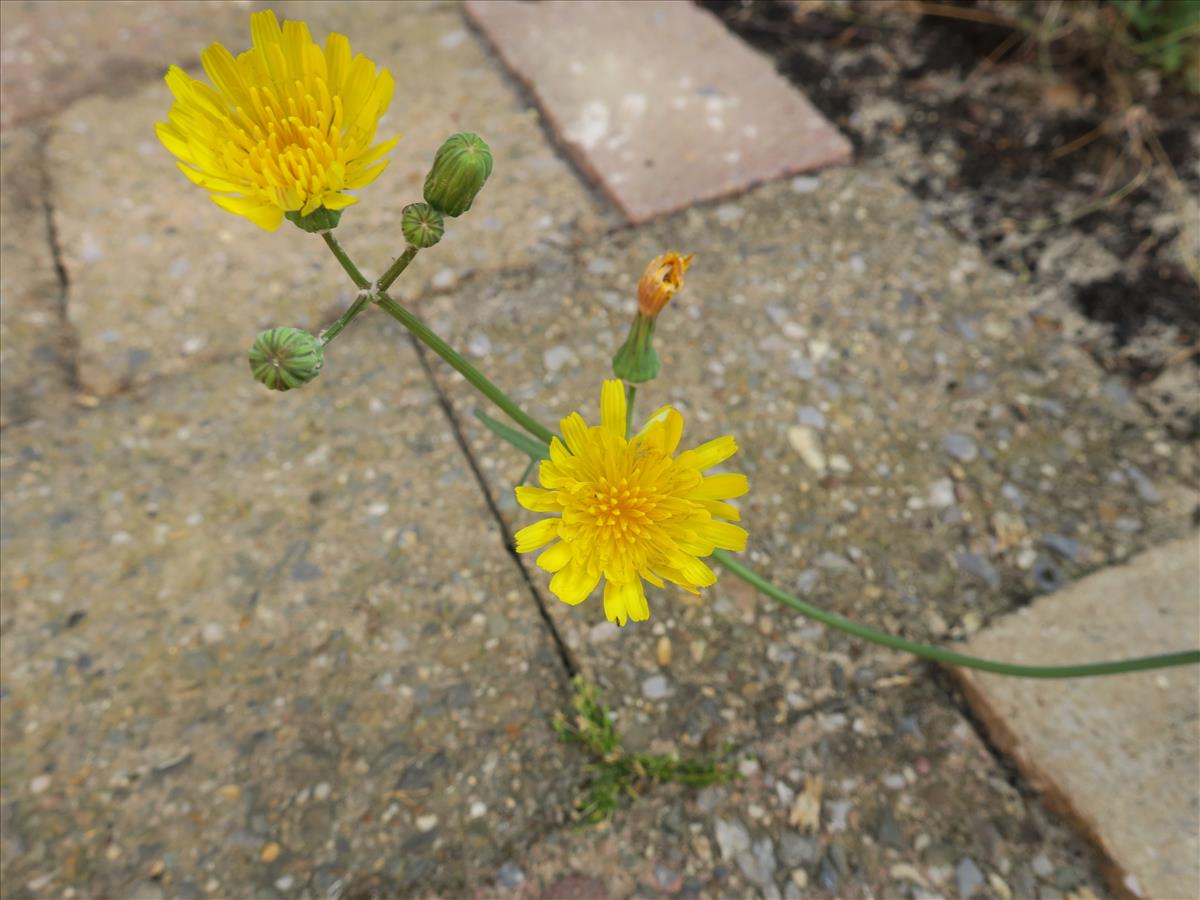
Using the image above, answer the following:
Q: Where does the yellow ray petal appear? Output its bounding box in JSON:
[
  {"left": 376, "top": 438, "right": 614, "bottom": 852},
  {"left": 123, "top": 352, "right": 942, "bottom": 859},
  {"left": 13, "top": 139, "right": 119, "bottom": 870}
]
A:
[
  {"left": 600, "top": 379, "right": 627, "bottom": 438},
  {"left": 514, "top": 518, "right": 558, "bottom": 553}
]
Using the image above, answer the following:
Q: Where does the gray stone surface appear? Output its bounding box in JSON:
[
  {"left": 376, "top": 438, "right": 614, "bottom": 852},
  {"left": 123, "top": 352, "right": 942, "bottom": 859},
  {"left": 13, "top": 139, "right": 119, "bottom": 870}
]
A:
[
  {"left": 46, "top": 1, "right": 610, "bottom": 396},
  {"left": 465, "top": 0, "right": 851, "bottom": 223},
  {"left": 955, "top": 534, "right": 1200, "bottom": 900},
  {"left": 0, "top": 128, "right": 72, "bottom": 426},
  {"left": 0, "top": 317, "right": 579, "bottom": 897},
  {"left": 424, "top": 168, "right": 1197, "bottom": 756},
  {"left": 502, "top": 680, "right": 1109, "bottom": 898},
  {"left": 0, "top": 0, "right": 262, "bottom": 130}
]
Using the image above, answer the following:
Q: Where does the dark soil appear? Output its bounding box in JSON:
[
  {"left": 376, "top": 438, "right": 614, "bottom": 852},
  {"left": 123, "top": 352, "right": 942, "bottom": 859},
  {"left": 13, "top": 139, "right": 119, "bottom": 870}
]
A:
[{"left": 702, "top": 0, "right": 1199, "bottom": 433}]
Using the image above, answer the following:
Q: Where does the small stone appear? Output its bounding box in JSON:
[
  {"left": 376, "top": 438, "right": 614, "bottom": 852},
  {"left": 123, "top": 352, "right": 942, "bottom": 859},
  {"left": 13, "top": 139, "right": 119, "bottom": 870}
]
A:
[
  {"left": 469, "top": 801, "right": 487, "bottom": 819},
  {"left": 737, "top": 838, "right": 776, "bottom": 887},
  {"left": 828, "top": 454, "right": 851, "bottom": 474},
  {"left": 656, "top": 636, "right": 672, "bottom": 667},
  {"left": 496, "top": 862, "right": 525, "bottom": 889},
  {"left": 956, "top": 856, "right": 985, "bottom": 897},
  {"left": 1040, "top": 534, "right": 1081, "bottom": 562},
  {"left": 777, "top": 835, "right": 816, "bottom": 868},
  {"left": 942, "top": 432, "right": 979, "bottom": 463},
  {"left": 259, "top": 842, "right": 281, "bottom": 863},
  {"left": 201, "top": 623, "right": 225, "bottom": 645},
  {"left": 796, "top": 406, "right": 825, "bottom": 429},
  {"left": 1122, "top": 463, "right": 1161, "bottom": 504},
  {"left": 219, "top": 784, "right": 241, "bottom": 801},
  {"left": 716, "top": 203, "right": 744, "bottom": 224},
  {"left": 1031, "top": 854, "right": 1054, "bottom": 879},
  {"left": 1001, "top": 482, "right": 1025, "bottom": 507},
  {"left": 714, "top": 817, "right": 751, "bottom": 861},
  {"left": 543, "top": 345, "right": 576, "bottom": 373},
  {"left": 1032, "top": 556, "right": 1066, "bottom": 593},
  {"left": 877, "top": 806, "right": 903, "bottom": 848},
  {"left": 791, "top": 175, "right": 821, "bottom": 193},
  {"left": 787, "top": 426, "right": 827, "bottom": 475},
  {"left": 927, "top": 478, "right": 956, "bottom": 508},
  {"left": 818, "top": 854, "right": 839, "bottom": 893},
  {"left": 467, "top": 333, "right": 493, "bottom": 356},
  {"left": 29, "top": 775, "right": 51, "bottom": 794},
  {"left": 641, "top": 674, "right": 672, "bottom": 700},
  {"left": 794, "top": 570, "right": 820, "bottom": 594},
  {"left": 416, "top": 814, "right": 438, "bottom": 832},
  {"left": 275, "top": 875, "right": 294, "bottom": 892},
  {"left": 790, "top": 868, "right": 809, "bottom": 889},
  {"left": 788, "top": 777, "right": 822, "bottom": 832},
  {"left": 313, "top": 782, "right": 331, "bottom": 801},
  {"left": 956, "top": 552, "right": 1000, "bottom": 589},
  {"left": 825, "top": 799, "right": 851, "bottom": 832}
]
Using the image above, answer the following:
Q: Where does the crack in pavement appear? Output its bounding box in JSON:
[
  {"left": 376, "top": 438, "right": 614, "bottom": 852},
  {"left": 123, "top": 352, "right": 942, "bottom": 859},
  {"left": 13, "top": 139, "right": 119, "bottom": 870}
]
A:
[
  {"left": 36, "top": 123, "right": 80, "bottom": 393},
  {"left": 403, "top": 332, "right": 581, "bottom": 682}
]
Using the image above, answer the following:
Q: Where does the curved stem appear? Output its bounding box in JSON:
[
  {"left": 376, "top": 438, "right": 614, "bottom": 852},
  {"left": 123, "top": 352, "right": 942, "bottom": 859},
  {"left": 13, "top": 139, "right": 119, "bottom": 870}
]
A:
[{"left": 711, "top": 549, "right": 1200, "bottom": 678}]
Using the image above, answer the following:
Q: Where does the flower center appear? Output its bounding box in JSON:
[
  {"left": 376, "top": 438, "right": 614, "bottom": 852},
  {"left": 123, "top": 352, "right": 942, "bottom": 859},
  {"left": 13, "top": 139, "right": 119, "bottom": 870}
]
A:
[
  {"left": 227, "top": 82, "right": 349, "bottom": 198},
  {"left": 585, "top": 476, "right": 659, "bottom": 546}
]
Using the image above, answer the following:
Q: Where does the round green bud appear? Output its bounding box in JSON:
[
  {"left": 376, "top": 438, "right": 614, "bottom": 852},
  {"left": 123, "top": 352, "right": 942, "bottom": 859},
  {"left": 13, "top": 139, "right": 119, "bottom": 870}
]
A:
[
  {"left": 401, "top": 202, "right": 445, "bottom": 248},
  {"left": 248, "top": 327, "right": 324, "bottom": 392},
  {"left": 285, "top": 207, "right": 343, "bottom": 233},
  {"left": 423, "top": 132, "right": 493, "bottom": 217}
]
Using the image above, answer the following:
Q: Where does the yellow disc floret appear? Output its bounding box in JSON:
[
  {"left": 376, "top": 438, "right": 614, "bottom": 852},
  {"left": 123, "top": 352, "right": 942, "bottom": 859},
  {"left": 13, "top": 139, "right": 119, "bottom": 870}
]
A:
[
  {"left": 156, "top": 11, "right": 398, "bottom": 231},
  {"left": 515, "top": 380, "right": 749, "bottom": 626}
]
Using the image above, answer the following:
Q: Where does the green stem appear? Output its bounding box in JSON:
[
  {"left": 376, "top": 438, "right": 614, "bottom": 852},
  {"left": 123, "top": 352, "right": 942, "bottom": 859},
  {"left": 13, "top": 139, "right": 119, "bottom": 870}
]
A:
[
  {"left": 319, "top": 291, "right": 371, "bottom": 346},
  {"left": 374, "top": 292, "right": 556, "bottom": 445},
  {"left": 378, "top": 245, "right": 420, "bottom": 292},
  {"left": 321, "top": 231, "right": 370, "bottom": 289},
  {"left": 625, "top": 383, "right": 637, "bottom": 436},
  {"left": 711, "top": 549, "right": 1200, "bottom": 678}
]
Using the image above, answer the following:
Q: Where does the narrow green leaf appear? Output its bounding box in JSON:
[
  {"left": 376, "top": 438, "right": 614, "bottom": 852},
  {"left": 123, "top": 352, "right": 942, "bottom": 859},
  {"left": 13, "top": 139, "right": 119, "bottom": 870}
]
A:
[{"left": 474, "top": 409, "right": 550, "bottom": 460}]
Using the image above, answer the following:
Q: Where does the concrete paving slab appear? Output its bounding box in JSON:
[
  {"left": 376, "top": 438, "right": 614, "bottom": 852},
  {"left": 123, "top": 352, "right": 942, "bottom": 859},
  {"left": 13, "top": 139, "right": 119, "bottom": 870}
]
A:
[
  {"left": 45, "top": 1, "right": 610, "bottom": 396},
  {"left": 0, "top": 0, "right": 262, "bottom": 130},
  {"left": 0, "top": 317, "right": 579, "bottom": 897},
  {"left": 421, "top": 168, "right": 1198, "bottom": 756},
  {"left": 954, "top": 534, "right": 1200, "bottom": 900},
  {"left": 465, "top": 0, "right": 852, "bottom": 224},
  {"left": 0, "top": 128, "right": 73, "bottom": 427},
  {"left": 495, "top": 679, "right": 1109, "bottom": 898}
]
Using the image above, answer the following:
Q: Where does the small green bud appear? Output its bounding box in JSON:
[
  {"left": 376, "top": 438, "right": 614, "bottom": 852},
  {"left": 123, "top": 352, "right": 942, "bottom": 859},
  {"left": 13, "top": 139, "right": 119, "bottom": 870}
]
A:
[
  {"left": 423, "top": 132, "right": 493, "bottom": 217},
  {"left": 286, "top": 207, "right": 342, "bottom": 233},
  {"left": 249, "top": 327, "right": 324, "bottom": 391},
  {"left": 612, "top": 313, "right": 660, "bottom": 384},
  {"left": 401, "top": 202, "right": 445, "bottom": 248}
]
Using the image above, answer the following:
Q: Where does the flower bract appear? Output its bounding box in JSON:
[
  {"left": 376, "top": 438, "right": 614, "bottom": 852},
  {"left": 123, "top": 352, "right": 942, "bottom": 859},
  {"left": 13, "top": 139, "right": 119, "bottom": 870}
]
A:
[
  {"left": 156, "top": 11, "right": 398, "bottom": 231},
  {"left": 515, "top": 380, "right": 748, "bottom": 626}
]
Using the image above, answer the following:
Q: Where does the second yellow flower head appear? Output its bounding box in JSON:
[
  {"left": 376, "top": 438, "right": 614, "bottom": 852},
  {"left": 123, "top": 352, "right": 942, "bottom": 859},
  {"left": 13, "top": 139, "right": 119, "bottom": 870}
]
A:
[
  {"left": 515, "top": 381, "right": 748, "bottom": 626},
  {"left": 157, "top": 11, "right": 399, "bottom": 231}
]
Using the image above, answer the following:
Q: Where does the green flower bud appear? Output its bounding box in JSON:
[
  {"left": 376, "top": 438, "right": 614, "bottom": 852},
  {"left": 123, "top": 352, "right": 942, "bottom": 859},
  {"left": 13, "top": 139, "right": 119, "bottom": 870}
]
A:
[
  {"left": 423, "top": 132, "right": 493, "bottom": 217},
  {"left": 401, "top": 202, "right": 445, "bottom": 248},
  {"left": 249, "top": 327, "right": 324, "bottom": 391},
  {"left": 285, "top": 207, "right": 343, "bottom": 233},
  {"left": 612, "top": 313, "right": 660, "bottom": 384}
]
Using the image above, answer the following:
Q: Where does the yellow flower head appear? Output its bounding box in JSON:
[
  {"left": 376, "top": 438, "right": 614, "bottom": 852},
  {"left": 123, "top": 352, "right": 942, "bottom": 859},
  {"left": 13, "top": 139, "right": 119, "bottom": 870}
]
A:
[
  {"left": 156, "top": 11, "right": 399, "bottom": 231},
  {"left": 638, "top": 252, "right": 695, "bottom": 317},
  {"left": 515, "top": 380, "right": 748, "bottom": 626}
]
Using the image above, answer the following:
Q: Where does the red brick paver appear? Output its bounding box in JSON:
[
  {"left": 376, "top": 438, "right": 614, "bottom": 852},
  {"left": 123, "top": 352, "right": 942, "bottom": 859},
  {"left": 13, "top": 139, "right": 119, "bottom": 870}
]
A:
[
  {"left": 953, "top": 535, "right": 1200, "bottom": 900},
  {"left": 466, "top": 0, "right": 851, "bottom": 223}
]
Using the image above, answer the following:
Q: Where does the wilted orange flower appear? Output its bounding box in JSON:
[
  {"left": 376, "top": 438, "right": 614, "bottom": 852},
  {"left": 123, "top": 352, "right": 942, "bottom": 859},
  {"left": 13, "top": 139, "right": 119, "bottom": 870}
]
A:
[{"left": 638, "top": 252, "right": 695, "bottom": 317}]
